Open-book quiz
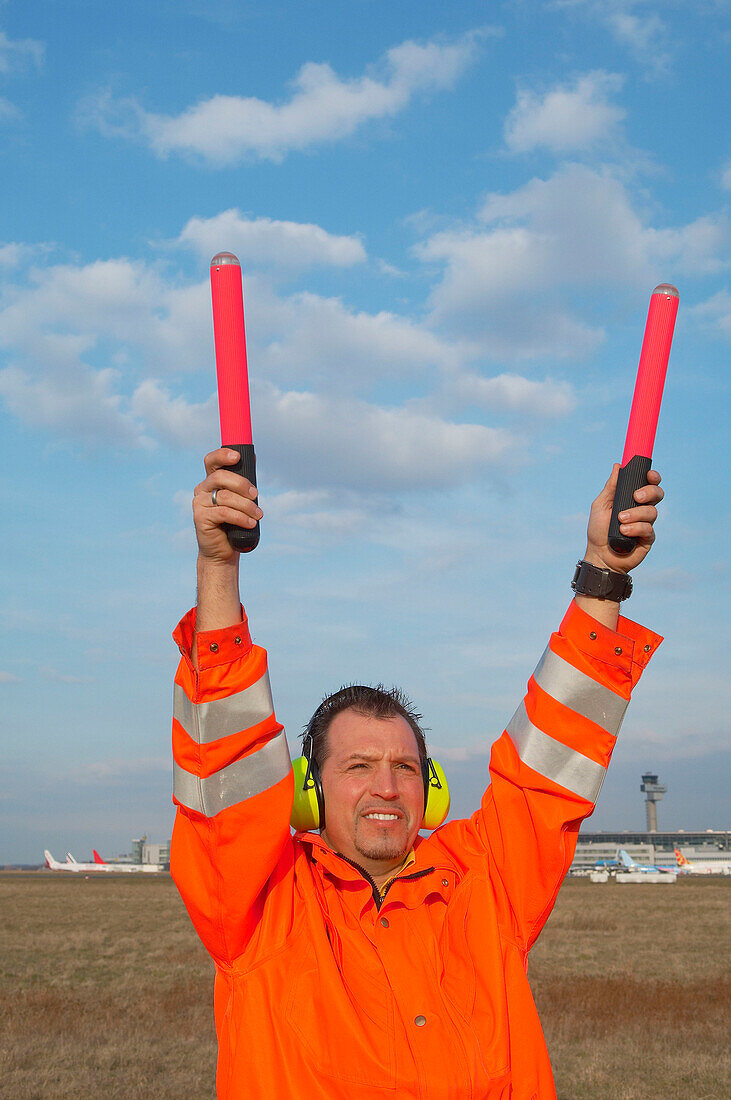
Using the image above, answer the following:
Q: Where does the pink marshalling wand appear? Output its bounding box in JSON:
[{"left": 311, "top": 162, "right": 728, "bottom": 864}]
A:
[
  {"left": 210, "top": 252, "right": 259, "bottom": 552},
  {"left": 608, "top": 284, "right": 678, "bottom": 554}
]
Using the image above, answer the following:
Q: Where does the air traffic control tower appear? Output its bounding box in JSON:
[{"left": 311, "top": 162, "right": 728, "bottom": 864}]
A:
[{"left": 641, "top": 772, "right": 667, "bottom": 832}]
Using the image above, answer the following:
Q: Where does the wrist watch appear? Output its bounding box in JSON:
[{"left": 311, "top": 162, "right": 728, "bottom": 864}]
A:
[{"left": 572, "top": 560, "right": 633, "bottom": 602}]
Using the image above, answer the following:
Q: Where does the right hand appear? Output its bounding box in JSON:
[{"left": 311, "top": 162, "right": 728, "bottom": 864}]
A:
[{"left": 193, "top": 448, "right": 263, "bottom": 565}]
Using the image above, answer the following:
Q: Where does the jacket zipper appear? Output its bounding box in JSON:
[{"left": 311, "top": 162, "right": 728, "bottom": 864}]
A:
[{"left": 334, "top": 853, "right": 435, "bottom": 910}]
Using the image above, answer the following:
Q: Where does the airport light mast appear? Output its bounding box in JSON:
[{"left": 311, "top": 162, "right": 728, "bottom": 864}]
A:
[{"left": 641, "top": 772, "right": 667, "bottom": 832}]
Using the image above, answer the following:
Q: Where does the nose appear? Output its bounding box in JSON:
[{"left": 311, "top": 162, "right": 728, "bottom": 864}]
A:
[{"left": 369, "top": 762, "right": 399, "bottom": 800}]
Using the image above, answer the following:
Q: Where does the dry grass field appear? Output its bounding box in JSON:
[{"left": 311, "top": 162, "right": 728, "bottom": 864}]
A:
[{"left": 0, "top": 872, "right": 728, "bottom": 1099}]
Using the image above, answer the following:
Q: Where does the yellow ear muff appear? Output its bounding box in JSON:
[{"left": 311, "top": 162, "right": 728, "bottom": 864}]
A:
[
  {"left": 422, "top": 758, "right": 450, "bottom": 830},
  {"left": 290, "top": 755, "right": 323, "bottom": 832}
]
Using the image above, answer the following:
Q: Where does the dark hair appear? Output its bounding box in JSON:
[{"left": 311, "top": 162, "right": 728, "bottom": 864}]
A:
[{"left": 304, "top": 684, "right": 428, "bottom": 773}]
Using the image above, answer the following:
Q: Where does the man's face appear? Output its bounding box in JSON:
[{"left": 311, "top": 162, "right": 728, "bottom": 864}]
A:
[{"left": 319, "top": 708, "right": 425, "bottom": 882}]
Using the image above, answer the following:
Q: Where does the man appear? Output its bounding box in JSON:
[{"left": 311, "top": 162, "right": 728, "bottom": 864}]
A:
[{"left": 171, "top": 448, "right": 664, "bottom": 1099}]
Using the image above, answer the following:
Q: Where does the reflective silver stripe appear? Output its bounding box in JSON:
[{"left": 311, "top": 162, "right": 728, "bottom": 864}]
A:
[
  {"left": 507, "top": 701, "right": 606, "bottom": 803},
  {"left": 173, "top": 729, "right": 292, "bottom": 816},
  {"left": 532, "top": 646, "right": 628, "bottom": 736},
  {"left": 174, "top": 671, "right": 274, "bottom": 745}
]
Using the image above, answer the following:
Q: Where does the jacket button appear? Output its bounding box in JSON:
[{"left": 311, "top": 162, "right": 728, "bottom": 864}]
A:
[
  {"left": 644, "top": 644, "right": 652, "bottom": 652},
  {"left": 614, "top": 647, "right": 623, "bottom": 655},
  {"left": 442, "top": 879, "right": 449, "bottom": 887},
  {"left": 589, "top": 632, "right": 597, "bottom": 640},
  {"left": 209, "top": 642, "right": 219, "bottom": 653},
  {"left": 234, "top": 636, "right": 242, "bottom": 645},
  {"left": 380, "top": 917, "right": 389, "bottom": 928},
  {"left": 414, "top": 1015, "right": 427, "bottom": 1027}
]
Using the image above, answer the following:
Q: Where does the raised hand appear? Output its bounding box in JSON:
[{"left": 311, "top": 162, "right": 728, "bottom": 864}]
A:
[
  {"left": 585, "top": 463, "right": 663, "bottom": 574},
  {"left": 193, "top": 448, "right": 263, "bottom": 566}
]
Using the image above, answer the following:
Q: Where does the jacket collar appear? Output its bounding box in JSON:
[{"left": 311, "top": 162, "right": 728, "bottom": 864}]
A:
[{"left": 295, "top": 830, "right": 462, "bottom": 902}]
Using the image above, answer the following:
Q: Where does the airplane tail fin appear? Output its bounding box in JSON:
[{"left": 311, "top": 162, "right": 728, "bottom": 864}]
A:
[
  {"left": 66, "top": 852, "right": 78, "bottom": 864},
  {"left": 674, "top": 848, "right": 690, "bottom": 866},
  {"left": 44, "top": 850, "right": 54, "bottom": 868},
  {"left": 93, "top": 849, "right": 105, "bottom": 864},
  {"left": 619, "top": 849, "right": 635, "bottom": 868}
]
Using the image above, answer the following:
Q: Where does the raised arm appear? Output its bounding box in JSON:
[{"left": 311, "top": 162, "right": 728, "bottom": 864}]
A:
[
  {"left": 191, "top": 447, "right": 262, "bottom": 648},
  {"left": 433, "top": 466, "right": 664, "bottom": 950},
  {"left": 170, "top": 450, "right": 294, "bottom": 965}
]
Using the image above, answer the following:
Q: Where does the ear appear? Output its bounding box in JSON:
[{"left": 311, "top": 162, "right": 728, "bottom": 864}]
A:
[{"left": 422, "top": 758, "right": 450, "bottom": 830}]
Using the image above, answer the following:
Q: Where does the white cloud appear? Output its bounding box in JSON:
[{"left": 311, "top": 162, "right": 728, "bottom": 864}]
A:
[
  {"left": 453, "top": 373, "right": 576, "bottom": 416},
  {"left": 130, "top": 379, "right": 217, "bottom": 449},
  {"left": 177, "top": 209, "right": 367, "bottom": 270},
  {"left": 505, "top": 72, "right": 625, "bottom": 154},
  {"left": 256, "top": 384, "right": 516, "bottom": 490},
  {"left": 0, "top": 258, "right": 211, "bottom": 376},
  {"left": 264, "top": 489, "right": 370, "bottom": 540},
  {"left": 554, "top": 2, "right": 672, "bottom": 77},
  {"left": 417, "top": 164, "right": 729, "bottom": 357},
  {"left": 0, "top": 29, "right": 44, "bottom": 74},
  {"left": 255, "top": 290, "right": 461, "bottom": 392},
  {"left": 0, "top": 242, "right": 29, "bottom": 266},
  {"left": 690, "top": 290, "right": 731, "bottom": 341},
  {"left": 137, "top": 378, "right": 517, "bottom": 491},
  {"left": 0, "top": 364, "right": 146, "bottom": 446},
  {"left": 649, "top": 216, "right": 731, "bottom": 275},
  {"left": 82, "top": 33, "right": 480, "bottom": 164},
  {"left": 0, "top": 670, "right": 20, "bottom": 683},
  {"left": 605, "top": 10, "right": 670, "bottom": 76}
]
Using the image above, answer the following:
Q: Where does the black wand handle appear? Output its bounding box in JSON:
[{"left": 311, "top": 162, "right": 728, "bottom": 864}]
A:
[
  {"left": 224, "top": 443, "right": 260, "bottom": 553},
  {"left": 608, "top": 455, "right": 652, "bottom": 555}
]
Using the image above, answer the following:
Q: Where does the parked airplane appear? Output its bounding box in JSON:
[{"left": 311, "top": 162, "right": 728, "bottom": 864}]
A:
[
  {"left": 45, "top": 849, "right": 163, "bottom": 873},
  {"left": 674, "top": 848, "right": 731, "bottom": 875},
  {"left": 45, "top": 850, "right": 111, "bottom": 873},
  {"left": 92, "top": 848, "right": 162, "bottom": 873},
  {"left": 594, "top": 854, "right": 623, "bottom": 870},
  {"left": 618, "top": 849, "right": 674, "bottom": 874}
]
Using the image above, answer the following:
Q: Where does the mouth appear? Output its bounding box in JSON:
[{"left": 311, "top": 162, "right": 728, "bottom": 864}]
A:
[{"left": 361, "top": 811, "right": 403, "bottom": 823}]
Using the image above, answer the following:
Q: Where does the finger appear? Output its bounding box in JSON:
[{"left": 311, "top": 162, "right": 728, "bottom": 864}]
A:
[
  {"left": 618, "top": 505, "right": 658, "bottom": 526},
  {"left": 198, "top": 469, "right": 258, "bottom": 499},
  {"left": 617, "top": 521, "right": 656, "bottom": 543},
  {"left": 209, "top": 488, "right": 263, "bottom": 519},
  {"left": 208, "top": 505, "right": 259, "bottom": 529},
  {"left": 193, "top": 496, "right": 260, "bottom": 531},
  {"left": 633, "top": 484, "right": 664, "bottom": 505},
  {"left": 203, "top": 448, "right": 242, "bottom": 476},
  {"left": 646, "top": 469, "right": 662, "bottom": 485},
  {"left": 595, "top": 463, "right": 619, "bottom": 507}
]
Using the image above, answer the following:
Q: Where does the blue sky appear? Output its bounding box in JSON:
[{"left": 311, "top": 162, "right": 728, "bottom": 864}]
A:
[{"left": 1, "top": 0, "right": 728, "bottom": 862}]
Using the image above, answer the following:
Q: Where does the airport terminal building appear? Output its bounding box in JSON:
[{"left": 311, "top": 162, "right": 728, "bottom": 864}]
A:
[{"left": 571, "top": 830, "right": 730, "bottom": 872}]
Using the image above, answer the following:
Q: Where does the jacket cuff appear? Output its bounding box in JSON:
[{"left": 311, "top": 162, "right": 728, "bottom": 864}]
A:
[
  {"left": 560, "top": 599, "right": 663, "bottom": 689},
  {"left": 173, "top": 606, "right": 253, "bottom": 671}
]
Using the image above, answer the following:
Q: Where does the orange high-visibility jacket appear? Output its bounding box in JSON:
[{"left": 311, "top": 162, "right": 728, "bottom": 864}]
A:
[{"left": 171, "top": 601, "right": 660, "bottom": 1100}]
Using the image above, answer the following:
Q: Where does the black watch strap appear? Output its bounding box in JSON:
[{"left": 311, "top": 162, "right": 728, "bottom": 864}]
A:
[{"left": 571, "top": 560, "right": 633, "bottom": 602}]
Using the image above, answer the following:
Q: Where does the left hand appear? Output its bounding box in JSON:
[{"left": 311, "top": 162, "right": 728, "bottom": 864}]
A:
[{"left": 585, "top": 464, "right": 664, "bottom": 574}]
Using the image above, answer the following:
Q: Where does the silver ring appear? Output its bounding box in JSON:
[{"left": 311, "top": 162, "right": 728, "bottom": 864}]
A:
[{"left": 211, "top": 489, "right": 219, "bottom": 507}]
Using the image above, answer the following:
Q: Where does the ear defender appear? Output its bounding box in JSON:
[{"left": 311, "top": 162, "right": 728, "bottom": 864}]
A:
[
  {"left": 289, "top": 747, "right": 450, "bottom": 832},
  {"left": 421, "top": 757, "right": 450, "bottom": 831},
  {"left": 291, "top": 731, "right": 326, "bottom": 832},
  {"left": 291, "top": 751, "right": 325, "bottom": 832}
]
